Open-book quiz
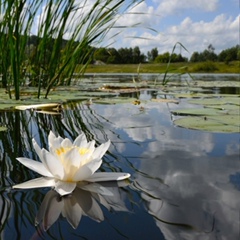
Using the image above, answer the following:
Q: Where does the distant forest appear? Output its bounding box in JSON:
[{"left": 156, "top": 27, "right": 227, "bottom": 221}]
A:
[{"left": 27, "top": 35, "right": 239, "bottom": 64}]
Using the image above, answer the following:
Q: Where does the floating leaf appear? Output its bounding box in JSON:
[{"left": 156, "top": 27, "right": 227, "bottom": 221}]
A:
[
  {"left": 188, "top": 97, "right": 240, "bottom": 106},
  {"left": 173, "top": 93, "right": 209, "bottom": 98},
  {"left": 151, "top": 98, "right": 179, "bottom": 104},
  {"left": 204, "top": 104, "right": 239, "bottom": 111},
  {"left": 209, "top": 115, "right": 240, "bottom": 126},
  {"left": 0, "top": 126, "right": 7, "bottom": 131},
  {"left": 171, "top": 108, "right": 223, "bottom": 116},
  {"left": 15, "top": 103, "right": 61, "bottom": 111},
  {"left": 174, "top": 116, "right": 239, "bottom": 133},
  {"left": 94, "top": 97, "right": 138, "bottom": 104}
]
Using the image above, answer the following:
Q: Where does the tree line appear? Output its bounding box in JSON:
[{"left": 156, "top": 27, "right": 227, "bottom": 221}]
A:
[
  {"left": 25, "top": 35, "right": 240, "bottom": 65},
  {"left": 93, "top": 44, "right": 239, "bottom": 64},
  {"left": 190, "top": 44, "right": 239, "bottom": 63}
]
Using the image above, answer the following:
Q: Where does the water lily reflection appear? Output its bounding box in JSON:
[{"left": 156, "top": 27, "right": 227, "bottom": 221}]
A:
[
  {"left": 13, "top": 131, "right": 130, "bottom": 196},
  {"left": 35, "top": 181, "right": 129, "bottom": 231}
]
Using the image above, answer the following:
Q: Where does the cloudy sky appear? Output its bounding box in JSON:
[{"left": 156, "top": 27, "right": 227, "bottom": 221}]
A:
[{"left": 109, "top": 0, "right": 239, "bottom": 57}]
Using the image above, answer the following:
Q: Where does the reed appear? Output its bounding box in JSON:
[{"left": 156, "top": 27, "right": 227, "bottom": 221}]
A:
[
  {"left": 0, "top": 0, "right": 141, "bottom": 100},
  {"left": 161, "top": 42, "right": 191, "bottom": 85}
]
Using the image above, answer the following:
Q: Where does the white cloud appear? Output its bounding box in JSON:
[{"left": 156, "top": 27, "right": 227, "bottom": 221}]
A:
[
  {"left": 100, "top": 0, "right": 237, "bottom": 58},
  {"left": 154, "top": 0, "right": 219, "bottom": 14},
  {"left": 116, "top": 13, "right": 239, "bottom": 57},
  {"left": 31, "top": 0, "right": 238, "bottom": 57}
]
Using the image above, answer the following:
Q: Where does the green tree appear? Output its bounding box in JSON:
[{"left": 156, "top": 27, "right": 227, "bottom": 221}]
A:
[
  {"left": 118, "top": 47, "right": 133, "bottom": 63},
  {"left": 218, "top": 45, "right": 239, "bottom": 63},
  {"left": 190, "top": 51, "right": 200, "bottom": 62},
  {"left": 155, "top": 52, "right": 170, "bottom": 63},
  {"left": 133, "top": 46, "right": 141, "bottom": 63},
  {"left": 94, "top": 48, "right": 110, "bottom": 63},
  {"left": 106, "top": 48, "right": 121, "bottom": 64},
  {"left": 147, "top": 47, "right": 158, "bottom": 62}
]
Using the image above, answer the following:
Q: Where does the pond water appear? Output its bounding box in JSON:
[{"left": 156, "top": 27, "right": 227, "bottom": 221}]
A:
[{"left": 0, "top": 74, "right": 239, "bottom": 239}]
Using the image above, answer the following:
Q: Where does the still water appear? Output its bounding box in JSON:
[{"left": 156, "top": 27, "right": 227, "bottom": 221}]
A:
[{"left": 0, "top": 74, "right": 239, "bottom": 239}]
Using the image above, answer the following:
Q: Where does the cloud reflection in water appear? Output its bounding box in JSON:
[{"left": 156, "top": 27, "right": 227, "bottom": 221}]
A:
[{"left": 133, "top": 150, "right": 240, "bottom": 240}]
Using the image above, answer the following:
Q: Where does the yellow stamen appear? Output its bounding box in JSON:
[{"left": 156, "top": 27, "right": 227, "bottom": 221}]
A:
[{"left": 55, "top": 146, "right": 90, "bottom": 156}]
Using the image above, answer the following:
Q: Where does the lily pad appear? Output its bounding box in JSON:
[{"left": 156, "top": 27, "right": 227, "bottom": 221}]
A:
[
  {"left": 94, "top": 97, "right": 139, "bottom": 105},
  {"left": 204, "top": 104, "right": 239, "bottom": 111},
  {"left": 15, "top": 103, "right": 61, "bottom": 111},
  {"left": 151, "top": 98, "right": 179, "bottom": 104},
  {"left": 173, "top": 93, "right": 210, "bottom": 98},
  {"left": 174, "top": 116, "right": 239, "bottom": 133},
  {"left": 171, "top": 108, "right": 223, "bottom": 116},
  {"left": 0, "top": 126, "right": 8, "bottom": 131},
  {"left": 188, "top": 97, "right": 240, "bottom": 106}
]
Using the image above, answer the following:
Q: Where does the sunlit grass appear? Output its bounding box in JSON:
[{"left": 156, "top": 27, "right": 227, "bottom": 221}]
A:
[{"left": 83, "top": 61, "right": 240, "bottom": 74}]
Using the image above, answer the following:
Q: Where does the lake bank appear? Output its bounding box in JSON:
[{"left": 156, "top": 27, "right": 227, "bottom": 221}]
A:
[{"left": 83, "top": 61, "right": 239, "bottom": 74}]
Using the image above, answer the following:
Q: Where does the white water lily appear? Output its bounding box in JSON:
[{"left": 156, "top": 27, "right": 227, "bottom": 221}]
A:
[{"left": 13, "top": 131, "right": 130, "bottom": 196}]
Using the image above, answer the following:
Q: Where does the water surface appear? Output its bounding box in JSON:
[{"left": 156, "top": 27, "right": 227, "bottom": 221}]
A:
[{"left": 0, "top": 74, "right": 239, "bottom": 239}]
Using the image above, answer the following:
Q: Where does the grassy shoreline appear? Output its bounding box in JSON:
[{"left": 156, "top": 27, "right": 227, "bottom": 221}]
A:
[{"left": 84, "top": 61, "right": 239, "bottom": 74}]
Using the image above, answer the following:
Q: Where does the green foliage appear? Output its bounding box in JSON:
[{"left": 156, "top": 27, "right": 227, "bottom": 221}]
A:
[
  {"left": 147, "top": 47, "right": 158, "bottom": 62},
  {"left": 0, "top": 0, "right": 141, "bottom": 99},
  {"left": 93, "top": 46, "right": 146, "bottom": 64},
  {"left": 161, "top": 42, "right": 191, "bottom": 85},
  {"left": 155, "top": 52, "right": 170, "bottom": 63},
  {"left": 155, "top": 52, "right": 187, "bottom": 63},
  {"left": 193, "top": 61, "right": 218, "bottom": 72},
  {"left": 83, "top": 61, "right": 239, "bottom": 74},
  {"left": 218, "top": 45, "right": 239, "bottom": 63},
  {"left": 190, "top": 44, "right": 239, "bottom": 63}
]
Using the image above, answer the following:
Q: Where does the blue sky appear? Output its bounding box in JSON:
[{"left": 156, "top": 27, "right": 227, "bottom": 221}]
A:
[
  {"left": 32, "top": 0, "right": 239, "bottom": 58},
  {"left": 109, "top": 0, "right": 239, "bottom": 57}
]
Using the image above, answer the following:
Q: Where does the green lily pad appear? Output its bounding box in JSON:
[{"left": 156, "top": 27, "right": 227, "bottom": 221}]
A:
[
  {"left": 173, "top": 93, "right": 210, "bottom": 98},
  {"left": 151, "top": 98, "right": 179, "bottom": 104},
  {"left": 94, "top": 97, "right": 139, "bottom": 104},
  {"left": 171, "top": 108, "right": 224, "bottom": 116},
  {"left": 209, "top": 115, "right": 240, "bottom": 126},
  {"left": 204, "top": 104, "right": 239, "bottom": 111},
  {"left": 188, "top": 97, "right": 240, "bottom": 106},
  {"left": 193, "top": 80, "right": 240, "bottom": 88},
  {"left": 174, "top": 116, "right": 239, "bottom": 133},
  {"left": 0, "top": 126, "right": 8, "bottom": 131}
]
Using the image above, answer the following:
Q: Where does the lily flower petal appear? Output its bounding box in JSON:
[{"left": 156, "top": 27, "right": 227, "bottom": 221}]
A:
[
  {"left": 13, "top": 177, "right": 55, "bottom": 189},
  {"left": 72, "top": 159, "right": 102, "bottom": 181},
  {"left": 16, "top": 157, "right": 52, "bottom": 177},
  {"left": 92, "top": 140, "right": 111, "bottom": 159},
  {"left": 61, "top": 138, "right": 73, "bottom": 148},
  {"left": 86, "top": 172, "right": 131, "bottom": 182},
  {"left": 73, "top": 133, "right": 88, "bottom": 147},
  {"left": 41, "top": 149, "right": 64, "bottom": 179},
  {"left": 48, "top": 131, "right": 64, "bottom": 149},
  {"left": 32, "top": 139, "right": 44, "bottom": 162},
  {"left": 63, "top": 147, "right": 84, "bottom": 168},
  {"left": 55, "top": 180, "right": 76, "bottom": 196}
]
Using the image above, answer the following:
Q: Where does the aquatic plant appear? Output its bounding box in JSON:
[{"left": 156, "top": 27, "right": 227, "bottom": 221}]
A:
[
  {"left": 13, "top": 131, "right": 130, "bottom": 196},
  {"left": 161, "top": 42, "right": 192, "bottom": 86},
  {"left": 0, "top": 0, "right": 142, "bottom": 100}
]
